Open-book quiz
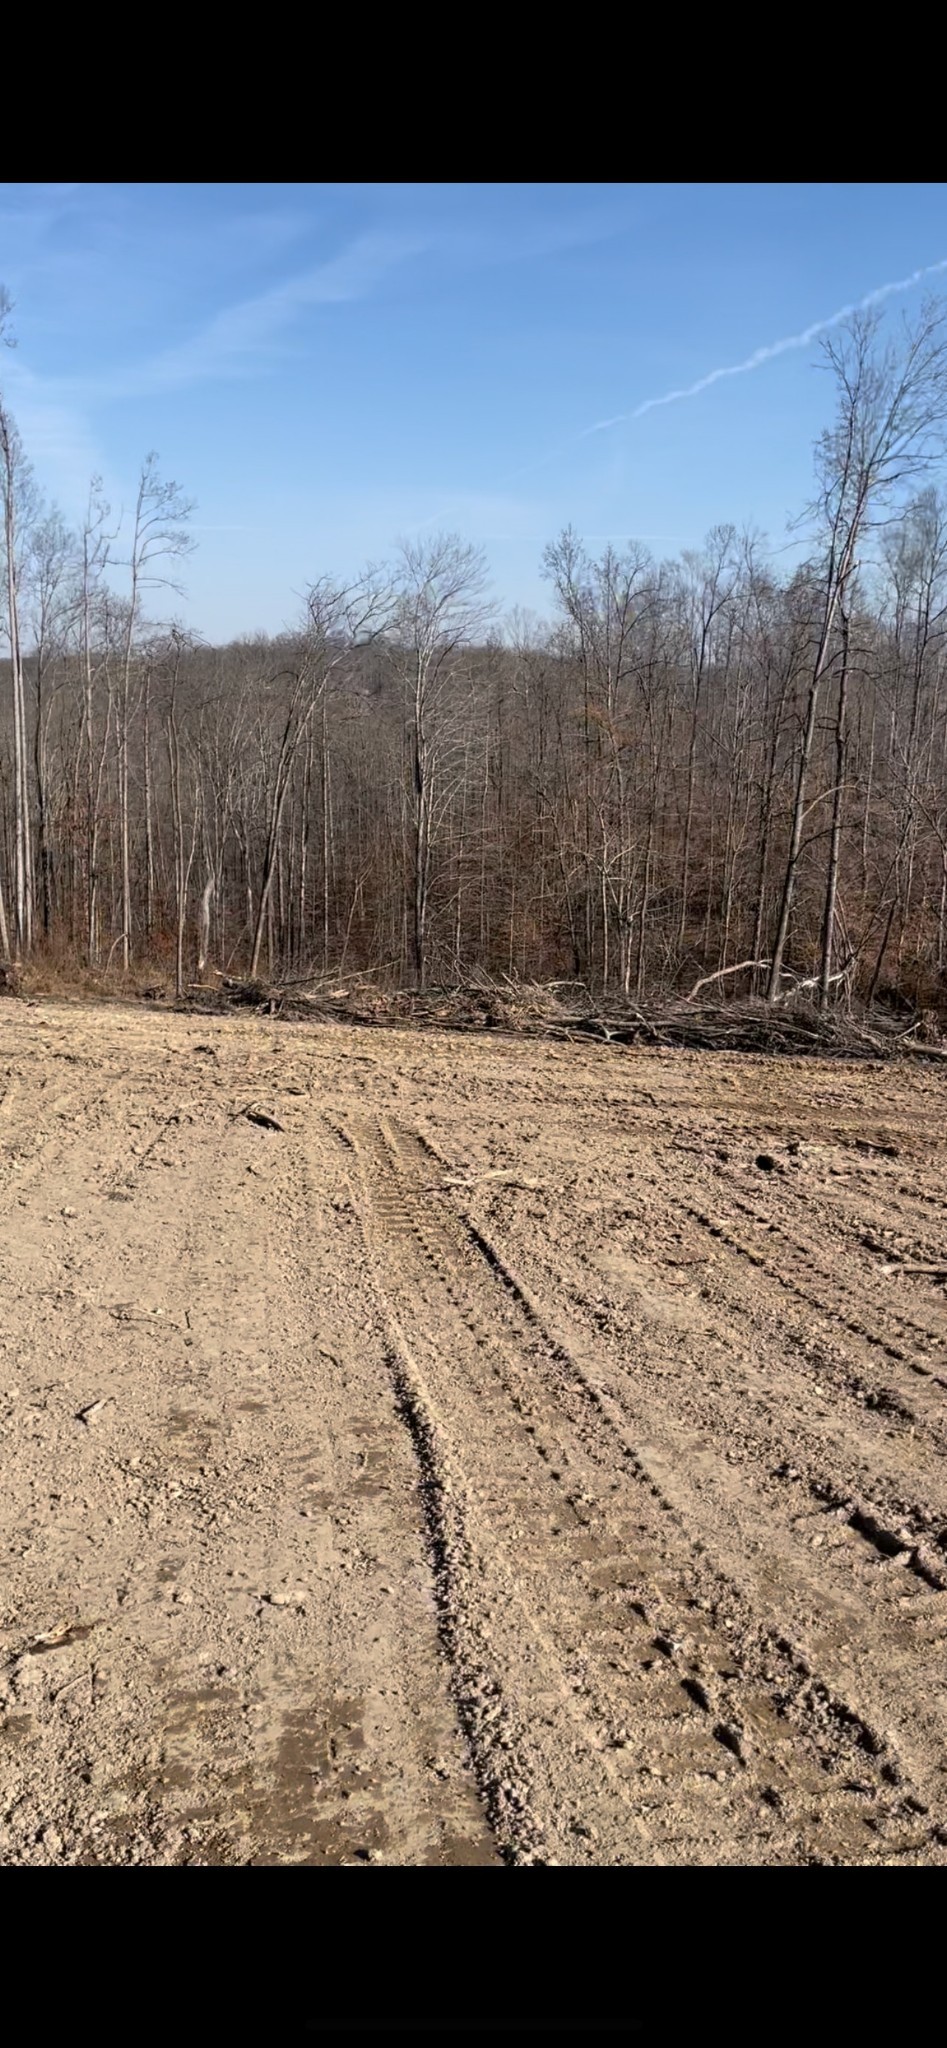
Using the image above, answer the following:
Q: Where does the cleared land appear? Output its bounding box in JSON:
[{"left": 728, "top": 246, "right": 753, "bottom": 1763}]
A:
[{"left": 1, "top": 1000, "right": 946, "bottom": 1865}]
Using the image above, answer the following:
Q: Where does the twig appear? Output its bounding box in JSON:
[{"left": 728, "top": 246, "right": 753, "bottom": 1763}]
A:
[
  {"left": 235, "top": 1103, "right": 284, "bottom": 1131},
  {"left": 52, "top": 1668, "right": 93, "bottom": 1703},
  {"left": 75, "top": 1397, "right": 113, "bottom": 1424}
]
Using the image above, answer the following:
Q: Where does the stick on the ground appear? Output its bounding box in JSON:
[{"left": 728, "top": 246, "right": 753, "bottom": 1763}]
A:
[
  {"left": 75, "top": 1398, "right": 111, "bottom": 1424},
  {"left": 243, "top": 1107, "right": 284, "bottom": 1132},
  {"left": 230, "top": 1103, "right": 285, "bottom": 1131}
]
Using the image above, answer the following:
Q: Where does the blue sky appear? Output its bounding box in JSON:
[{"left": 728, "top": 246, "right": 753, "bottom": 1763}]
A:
[{"left": 2, "top": 182, "right": 946, "bottom": 641}]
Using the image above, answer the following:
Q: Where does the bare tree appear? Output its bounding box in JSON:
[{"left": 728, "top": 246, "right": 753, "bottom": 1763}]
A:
[
  {"left": 116, "top": 454, "right": 194, "bottom": 970},
  {"left": 248, "top": 572, "right": 392, "bottom": 981},
  {"left": 676, "top": 527, "right": 738, "bottom": 948},
  {"left": 27, "top": 508, "right": 74, "bottom": 939},
  {"left": 76, "top": 479, "right": 115, "bottom": 964},
  {"left": 768, "top": 301, "right": 947, "bottom": 1001},
  {"left": 0, "top": 291, "right": 34, "bottom": 958},
  {"left": 164, "top": 632, "right": 201, "bottom": 998},
  {"left": 391, "top": 535, "right": 492, "bottom": 989}
]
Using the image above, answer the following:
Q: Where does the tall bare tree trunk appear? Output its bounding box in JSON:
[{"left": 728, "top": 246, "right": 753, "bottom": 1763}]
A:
[
  {"left": 1, "top": 407, "right": 32, "bottom": 958},
  {"left": 818, "top": 605, "right": 852, "bottom": 1007}
]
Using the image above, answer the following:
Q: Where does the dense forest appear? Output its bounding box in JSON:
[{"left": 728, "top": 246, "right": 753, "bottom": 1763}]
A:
[{"left": 6, "top": 294, "right": 947, "bottom": 1010}]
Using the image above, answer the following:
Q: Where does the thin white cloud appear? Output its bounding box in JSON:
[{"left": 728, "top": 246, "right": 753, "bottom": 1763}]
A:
[
  {"left": 0, "top": 226, "right": 432, "bottom": 517},
  {"left": 586, "top": 257, "right": 947, "bottom": 433},
  {"left": 476, "top": 256, "right": 947, "bottom": 512},
  {"left": 0, "top": 355, "right": 116, "bottom": 518},
  {"left": 1, "top": 203, "right": 635, "bottom": 524},
  {"left": 106, "top": 209, "right": 629, "bottom": 401},
  {"left": 431, "top": 203, "right": 639, "bottom": 274},
  {"left": 92, "top": 231, "right": 430, "bottom": 399},
  {"left": 39, "top": 208, "right": 634, "bottom": 411}
]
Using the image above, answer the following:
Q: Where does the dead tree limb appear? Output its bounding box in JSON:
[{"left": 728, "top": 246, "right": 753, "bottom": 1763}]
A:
[{"left": 686, "top": 960, "right": 771, "bottom": 1001}]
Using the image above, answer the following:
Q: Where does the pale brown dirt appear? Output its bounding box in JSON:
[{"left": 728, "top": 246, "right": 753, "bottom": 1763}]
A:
[{"left": 1, "top": 999, "right": 946, "bottom": 1865}]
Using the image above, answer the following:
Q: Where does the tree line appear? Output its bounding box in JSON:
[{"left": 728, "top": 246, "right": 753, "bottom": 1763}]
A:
[{"left": 5, "top": 293, "right": 947, "bottom": 1009}]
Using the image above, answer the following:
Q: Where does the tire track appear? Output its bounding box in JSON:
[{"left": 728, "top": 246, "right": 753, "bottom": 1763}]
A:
[
  {"left": 334, "top": 1115, "right": 665, "bottom": 1866},
  {"left": 518, "top": 1168, "right": 947, "bottom": 1578},
  {"left": 654, "top": 1174, "right": 947, "bottom": 1411},
  {"left": 337, "top": 1112, "right": 945, "bottom": 1864},
  {"left": 472, "top": 1159, "right": 947, "bottom": 1822},
  {"left": 714, "top": 1178, "right": 947, "bottom": 1367}
]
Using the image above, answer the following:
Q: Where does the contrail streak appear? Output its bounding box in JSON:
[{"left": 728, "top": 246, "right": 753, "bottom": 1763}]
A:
[
  {"left": 411, "top": 257, "right": 947, "bottom": 533},
  {"left": 585, "top": 257, "right": 947, "bottom": 434}
]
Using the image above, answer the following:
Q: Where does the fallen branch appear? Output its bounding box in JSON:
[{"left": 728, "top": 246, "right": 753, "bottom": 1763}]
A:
[
  {"left": 104, "top": 933, "right": 128, "bottom": 974},
  {"left": 686, "top": 960, "right": 771, "bottom": 1000},
  {"left": 772, "top": 964, "right": 852, "bottom": 1005}
]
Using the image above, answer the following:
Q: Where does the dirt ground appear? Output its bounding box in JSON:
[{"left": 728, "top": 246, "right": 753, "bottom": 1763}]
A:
[{"left": 1, "top": 999, "right": 946, "bottom": 1865}]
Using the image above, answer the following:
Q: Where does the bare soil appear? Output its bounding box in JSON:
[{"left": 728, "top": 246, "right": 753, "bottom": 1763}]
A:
[{"left": 2, "top": 999, "right": 946, "bottom": 1865}]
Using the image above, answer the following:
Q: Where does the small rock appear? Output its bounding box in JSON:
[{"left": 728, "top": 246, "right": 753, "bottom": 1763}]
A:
[{"left": 755, "top": 1154, "right": 777, "bottom": 1173}]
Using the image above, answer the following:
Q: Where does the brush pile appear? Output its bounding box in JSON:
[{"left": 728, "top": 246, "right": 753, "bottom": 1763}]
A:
[{"left": 169, "top": 970, "right": 947, "bottom": 1062}]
